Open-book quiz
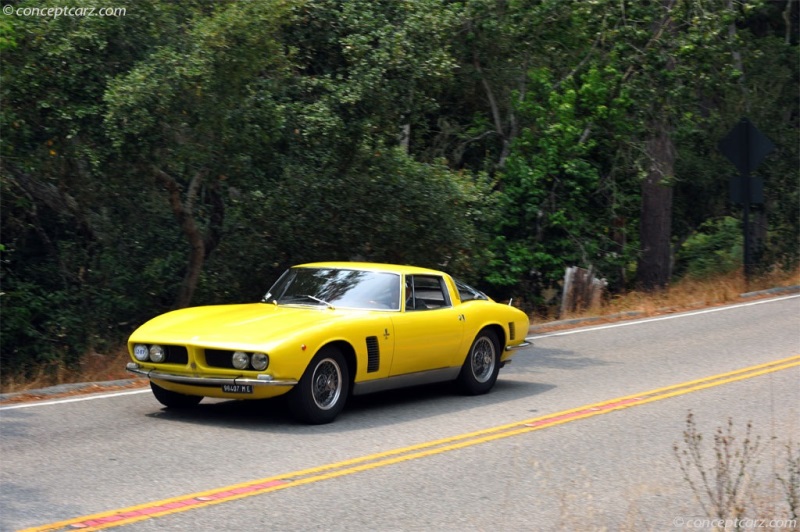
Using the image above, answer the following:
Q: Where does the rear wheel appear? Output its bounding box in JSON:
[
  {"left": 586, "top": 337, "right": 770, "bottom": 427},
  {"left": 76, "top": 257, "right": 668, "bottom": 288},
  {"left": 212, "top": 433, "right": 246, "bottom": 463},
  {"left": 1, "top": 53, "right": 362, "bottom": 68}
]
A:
[
  {"left": 288, "top": 346, "right": 349, "bottom": 424},
  {"left": 457, "top": 329, "right": 501, "bottom": 395},
  {"left": 150, "top": 382, "right": 203, "bottom": 408}
]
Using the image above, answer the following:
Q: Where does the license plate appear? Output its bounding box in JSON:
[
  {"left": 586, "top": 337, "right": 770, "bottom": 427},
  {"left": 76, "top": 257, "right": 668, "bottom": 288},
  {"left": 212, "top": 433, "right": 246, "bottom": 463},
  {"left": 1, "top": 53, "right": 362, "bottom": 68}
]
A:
[{"left": 222, "top": 384, "right": 253, "bottom": 394}]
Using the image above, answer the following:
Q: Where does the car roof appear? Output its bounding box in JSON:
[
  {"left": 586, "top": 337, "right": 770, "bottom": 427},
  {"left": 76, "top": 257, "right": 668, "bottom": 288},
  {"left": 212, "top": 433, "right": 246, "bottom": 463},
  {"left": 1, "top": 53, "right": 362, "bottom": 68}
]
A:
[{"left": 294, "top": 262, "right": 447, "bottom": 276}]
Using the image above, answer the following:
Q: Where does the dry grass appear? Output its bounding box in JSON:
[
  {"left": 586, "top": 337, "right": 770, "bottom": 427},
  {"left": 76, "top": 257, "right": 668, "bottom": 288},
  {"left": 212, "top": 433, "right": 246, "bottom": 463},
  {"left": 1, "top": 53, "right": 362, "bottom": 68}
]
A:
[
  {"left": 0, "top": 348, "right": 134, "bottom": 395},
  {"left": 1, "top": 267, "right": 797, "bottom": 396},
  {"left": 560, "top": 267, "right": 800, "bottom": 322},
  {"left": 674, "top": 412, "right": 800, "bottom": 526}
]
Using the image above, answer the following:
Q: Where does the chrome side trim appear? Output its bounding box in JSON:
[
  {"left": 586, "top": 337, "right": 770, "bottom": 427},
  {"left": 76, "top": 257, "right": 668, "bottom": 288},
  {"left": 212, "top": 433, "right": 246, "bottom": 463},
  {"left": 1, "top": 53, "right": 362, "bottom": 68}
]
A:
[
  {"left": 352, "top": 366, "right": 461, "bottom": 396},
  {"left": 126, "top": 363, "right": 298, "bottom": 387},
  {"left": 505, "top": 338, "right": 534, "bottom": 351}
]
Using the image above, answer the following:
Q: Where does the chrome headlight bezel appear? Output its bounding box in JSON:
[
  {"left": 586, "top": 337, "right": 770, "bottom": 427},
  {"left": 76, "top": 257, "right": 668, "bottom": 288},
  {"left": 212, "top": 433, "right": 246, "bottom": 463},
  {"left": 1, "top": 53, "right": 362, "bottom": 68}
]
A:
[
  {"left": 251, "top": 353, "right": 269, "bottom": 371},
  {"left": 232, "top": 351, "right": 250, "bottom": 370},
  {"left": 149, "top": 344, "right": 166, "bottom": 363}
]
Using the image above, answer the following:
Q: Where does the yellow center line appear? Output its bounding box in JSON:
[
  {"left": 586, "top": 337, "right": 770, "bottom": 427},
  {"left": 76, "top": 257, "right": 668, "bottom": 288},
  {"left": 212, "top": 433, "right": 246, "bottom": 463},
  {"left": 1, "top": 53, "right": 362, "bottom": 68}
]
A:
[{"left": 21, "top": 354, "right": 800, "bottom": 532}]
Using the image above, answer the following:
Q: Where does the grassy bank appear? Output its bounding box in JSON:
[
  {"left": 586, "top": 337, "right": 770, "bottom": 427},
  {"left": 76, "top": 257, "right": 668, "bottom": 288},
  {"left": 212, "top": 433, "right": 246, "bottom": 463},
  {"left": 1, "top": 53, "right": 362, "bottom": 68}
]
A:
[{"left": 556, "top": 267, "right": 800, "bottom": 323}]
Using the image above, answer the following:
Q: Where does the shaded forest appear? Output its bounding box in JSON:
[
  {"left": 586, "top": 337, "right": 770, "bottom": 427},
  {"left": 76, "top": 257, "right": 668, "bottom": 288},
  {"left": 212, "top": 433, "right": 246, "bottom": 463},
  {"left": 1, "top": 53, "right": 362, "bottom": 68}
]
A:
[{"left": 1, "top": 0, "right": 798, "bottom": 376}]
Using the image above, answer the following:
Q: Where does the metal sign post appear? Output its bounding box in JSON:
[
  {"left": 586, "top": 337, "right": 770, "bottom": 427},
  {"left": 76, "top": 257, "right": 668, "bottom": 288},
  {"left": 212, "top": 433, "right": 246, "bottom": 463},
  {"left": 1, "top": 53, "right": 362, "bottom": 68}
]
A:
[{"left": 718, "top": 118, "right": 775, "bottom": 283}]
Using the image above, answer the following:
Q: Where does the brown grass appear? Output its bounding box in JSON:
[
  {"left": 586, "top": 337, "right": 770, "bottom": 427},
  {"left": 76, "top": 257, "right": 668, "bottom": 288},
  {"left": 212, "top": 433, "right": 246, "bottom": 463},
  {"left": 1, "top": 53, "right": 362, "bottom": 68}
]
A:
[
  {"left": 0, "top": 348, "right": 134, "bottom": 395},
  {"left": 1, "top": 267, "right": 797, "bottom": 396},
  {"left": 559, "top": 267, "right": 800, "bottom": 322}
]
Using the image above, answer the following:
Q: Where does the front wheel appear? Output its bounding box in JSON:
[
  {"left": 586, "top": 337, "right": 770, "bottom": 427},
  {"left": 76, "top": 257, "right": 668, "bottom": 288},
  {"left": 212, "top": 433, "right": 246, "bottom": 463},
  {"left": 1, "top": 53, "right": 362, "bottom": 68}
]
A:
[
  {"left": 150, "top": 382, "right": 203, "bottom": 408},
  {"left": 457, "top": 329, "right": 501, "bottom": 395},
  {"left": 288, "top": 347, "right": 350, "bottom": 424}
]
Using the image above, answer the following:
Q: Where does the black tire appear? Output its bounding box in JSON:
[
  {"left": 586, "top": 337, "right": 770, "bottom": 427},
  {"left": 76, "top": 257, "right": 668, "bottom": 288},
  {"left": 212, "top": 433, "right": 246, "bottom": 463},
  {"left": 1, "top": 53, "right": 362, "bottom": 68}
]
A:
[
  {"left": 457, "top": 329, "right": 501, "bottom": 395},
  {"left": 150, "top": 382, "right": 203, "bottom": 408},
  {"left": 288, "top": 346, "right": 350, "bottom": 424}
]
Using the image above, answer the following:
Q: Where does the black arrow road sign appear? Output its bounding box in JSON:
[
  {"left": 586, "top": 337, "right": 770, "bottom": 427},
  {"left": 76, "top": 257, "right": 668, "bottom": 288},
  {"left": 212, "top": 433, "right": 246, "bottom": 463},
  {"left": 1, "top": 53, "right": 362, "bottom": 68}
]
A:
[{"left": 718, "top": 117, "right": 775, "bottom": 176}]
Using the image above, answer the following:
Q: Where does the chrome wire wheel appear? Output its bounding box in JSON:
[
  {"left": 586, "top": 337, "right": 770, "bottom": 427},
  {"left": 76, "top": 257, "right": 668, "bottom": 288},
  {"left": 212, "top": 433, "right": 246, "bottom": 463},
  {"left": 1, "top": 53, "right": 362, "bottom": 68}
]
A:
[
  {"left": 470, "top": 336, "right": 496, "bottom": 383},
  {"left": 457, "top": 329, "right": 501, "bottom": 395},
  {"left": 311, "top": 357, "right": 343, "bottom": 410},
  {"left": 288, "top": 346, "right": 349, "bottom": 424}
]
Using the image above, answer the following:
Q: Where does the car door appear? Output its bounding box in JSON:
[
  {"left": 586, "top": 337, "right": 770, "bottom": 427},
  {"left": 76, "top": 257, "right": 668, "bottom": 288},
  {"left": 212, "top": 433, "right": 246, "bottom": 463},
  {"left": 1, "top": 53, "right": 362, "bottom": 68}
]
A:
[{"left": 388, "top": 274, "right": 466, "bottom": 376}]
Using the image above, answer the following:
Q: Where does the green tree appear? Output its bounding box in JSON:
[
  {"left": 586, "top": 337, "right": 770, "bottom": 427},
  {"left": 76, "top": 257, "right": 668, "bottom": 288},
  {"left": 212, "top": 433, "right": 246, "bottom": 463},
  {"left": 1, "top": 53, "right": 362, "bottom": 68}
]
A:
[
  {"left": 1, "top": 0, "right": 795, "bottom": 380},
  {"left": 199, "top": 0, "right": 488, "bottom": 292},
  {"left": 472, "top": 0, "right": 797, "bottom": 300},
  {"left": 104, "top": 0, "right": 293, "bottom": 309},
  {"left": 1, "top": 0, "right": 197, "bottom": 373},
  {"left": 489, "top": 64, "right": 636, "bottom": 295},
  {"left": 0, "top": 0, "right": 484, "bottom": 376}
]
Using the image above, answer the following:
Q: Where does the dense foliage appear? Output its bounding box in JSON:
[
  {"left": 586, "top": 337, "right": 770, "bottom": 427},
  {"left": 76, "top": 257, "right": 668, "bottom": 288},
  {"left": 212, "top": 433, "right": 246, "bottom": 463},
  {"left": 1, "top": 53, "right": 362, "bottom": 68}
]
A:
[{"left": 1, "top": 0, "right": 797, "bottom": 376}]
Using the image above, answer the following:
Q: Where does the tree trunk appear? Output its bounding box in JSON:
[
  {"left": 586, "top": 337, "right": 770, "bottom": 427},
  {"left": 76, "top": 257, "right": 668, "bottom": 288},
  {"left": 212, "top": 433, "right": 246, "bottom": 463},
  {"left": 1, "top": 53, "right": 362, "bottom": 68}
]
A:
[
  {"left": 153, "top": 167, "right": 215, "bottom": 309},
  {"left": 637, "top": 126, "right": 675, "bottom": 290}
]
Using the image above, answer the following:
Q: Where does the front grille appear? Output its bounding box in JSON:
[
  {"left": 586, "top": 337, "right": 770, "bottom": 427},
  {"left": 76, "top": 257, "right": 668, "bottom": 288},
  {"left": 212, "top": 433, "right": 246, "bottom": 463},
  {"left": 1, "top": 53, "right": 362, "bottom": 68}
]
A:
[
  {"left": 366, "top": 336, "right": 380, "bottom": 373},
  {"left": 508, "top": 322, "right": 516, "bottom": 341},
  {"left": 164, "top": 345, "right": 189, "bottom": 364},
  {"left": 205, "top": 349, "right": 236, "bottom": 369}
]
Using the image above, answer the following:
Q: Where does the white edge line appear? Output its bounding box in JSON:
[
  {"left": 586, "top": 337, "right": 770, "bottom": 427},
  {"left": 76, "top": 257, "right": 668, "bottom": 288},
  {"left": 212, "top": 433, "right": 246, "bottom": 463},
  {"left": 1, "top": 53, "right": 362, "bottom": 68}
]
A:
[
  {"left": 0, "top": 388, "right": 151, "bottom": 411},
  {"left": 530, "top": 293, "right": 800, "bottom": 340}
]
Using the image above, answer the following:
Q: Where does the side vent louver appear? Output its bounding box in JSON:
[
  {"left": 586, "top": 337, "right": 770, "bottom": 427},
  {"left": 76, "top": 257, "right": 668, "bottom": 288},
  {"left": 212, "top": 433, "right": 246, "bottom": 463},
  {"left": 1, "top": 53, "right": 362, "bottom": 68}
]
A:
[
  {"left": 366, "top": 336, "right": 380, "bottom": 373},
  {"left": 508, "top": 322, "right": 516, "bottom": 341}
]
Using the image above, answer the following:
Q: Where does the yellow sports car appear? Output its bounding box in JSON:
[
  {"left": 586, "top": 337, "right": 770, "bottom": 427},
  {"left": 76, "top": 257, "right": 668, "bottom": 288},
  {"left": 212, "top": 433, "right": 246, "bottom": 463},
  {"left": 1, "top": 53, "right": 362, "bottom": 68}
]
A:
[{"left": 126, "top": 262, "right": 532, "bottom": 423}]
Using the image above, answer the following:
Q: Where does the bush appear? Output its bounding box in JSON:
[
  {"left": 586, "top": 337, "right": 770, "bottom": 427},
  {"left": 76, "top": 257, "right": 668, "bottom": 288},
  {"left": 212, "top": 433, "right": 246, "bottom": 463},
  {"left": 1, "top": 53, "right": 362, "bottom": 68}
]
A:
[{"left": 676, "top": 217, "right": 743, "bottom": 279}]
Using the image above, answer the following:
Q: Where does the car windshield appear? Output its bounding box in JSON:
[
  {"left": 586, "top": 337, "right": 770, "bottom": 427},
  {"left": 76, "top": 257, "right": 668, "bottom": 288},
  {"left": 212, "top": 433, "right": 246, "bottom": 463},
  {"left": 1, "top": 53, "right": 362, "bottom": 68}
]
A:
[{"left": 263, "top": 268, "right": 401, "bottom": 310}]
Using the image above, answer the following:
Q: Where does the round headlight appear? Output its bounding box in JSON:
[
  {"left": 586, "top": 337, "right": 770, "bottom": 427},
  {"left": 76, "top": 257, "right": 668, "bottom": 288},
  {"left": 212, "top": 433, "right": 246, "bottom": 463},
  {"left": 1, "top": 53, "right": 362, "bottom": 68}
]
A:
[
  {"left": 251, "top": 353, "right": 269, "bottom": 371},
  {"left": 232, "top": 351, "right": 250, "bottom": 370},
  {"left": 149, "top": 345, "right": 166, "bottom": 363},
  {"left": 133, "top": 344, "right": 149, "bottom": 362}
]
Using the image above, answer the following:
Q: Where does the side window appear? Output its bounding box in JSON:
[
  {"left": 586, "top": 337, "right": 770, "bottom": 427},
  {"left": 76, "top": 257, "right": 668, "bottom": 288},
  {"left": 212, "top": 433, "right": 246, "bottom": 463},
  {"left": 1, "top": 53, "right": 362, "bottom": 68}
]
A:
[
  {"left": 455, "top": 279, "right": 488, "bottom": 302},
  {"left": 406, "top": 275, "right": 452, "bottom": 311}
]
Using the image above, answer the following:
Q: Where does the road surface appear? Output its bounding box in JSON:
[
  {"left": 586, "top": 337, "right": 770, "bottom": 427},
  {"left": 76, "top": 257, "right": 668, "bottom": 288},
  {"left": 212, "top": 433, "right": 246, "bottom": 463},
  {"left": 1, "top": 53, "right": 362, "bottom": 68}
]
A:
[{"left": 1, "top": 295, "right": 798, "bottom": 531}]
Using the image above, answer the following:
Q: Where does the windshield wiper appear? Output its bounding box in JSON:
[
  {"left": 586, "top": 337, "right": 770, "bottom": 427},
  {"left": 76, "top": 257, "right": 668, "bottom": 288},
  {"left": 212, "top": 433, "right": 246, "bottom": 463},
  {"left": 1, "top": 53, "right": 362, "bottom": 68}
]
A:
[
  {"left": 282, "top": 294, "right": 335, "bottom": 309},
  {"left": 302, "top": 294, "right": 335, "bottom": 309}
]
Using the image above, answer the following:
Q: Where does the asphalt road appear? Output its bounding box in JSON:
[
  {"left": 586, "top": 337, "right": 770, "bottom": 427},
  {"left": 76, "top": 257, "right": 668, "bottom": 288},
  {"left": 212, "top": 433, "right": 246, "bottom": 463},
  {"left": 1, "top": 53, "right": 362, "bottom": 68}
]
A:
[{"left": 1, "top": 295, "right": 798, "bottom": 531}]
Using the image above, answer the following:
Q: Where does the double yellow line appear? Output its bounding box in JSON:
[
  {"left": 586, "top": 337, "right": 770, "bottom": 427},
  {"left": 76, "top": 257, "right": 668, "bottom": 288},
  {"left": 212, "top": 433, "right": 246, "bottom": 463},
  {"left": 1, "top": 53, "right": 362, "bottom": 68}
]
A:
[{"left": 22, "top": 354, "right": 800, "bottom": 532}]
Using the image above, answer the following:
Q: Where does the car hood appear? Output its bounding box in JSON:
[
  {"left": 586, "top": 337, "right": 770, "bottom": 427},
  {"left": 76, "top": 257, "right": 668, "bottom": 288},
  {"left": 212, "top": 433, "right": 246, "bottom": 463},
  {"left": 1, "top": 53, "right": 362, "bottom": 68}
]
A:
[{"left": 130, "top": 303, "right": 359, "bottom": 348}]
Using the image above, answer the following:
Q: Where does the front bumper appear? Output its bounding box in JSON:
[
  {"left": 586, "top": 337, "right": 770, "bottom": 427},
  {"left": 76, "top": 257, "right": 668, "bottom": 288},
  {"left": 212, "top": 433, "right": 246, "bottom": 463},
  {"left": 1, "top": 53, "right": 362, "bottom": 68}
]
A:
[
  {"left": 126, "top": 363, "right": 298, "bottom": 387},
  {"left": 505, "top": 337, "right": 534, "bottom": 351}
]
